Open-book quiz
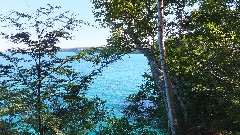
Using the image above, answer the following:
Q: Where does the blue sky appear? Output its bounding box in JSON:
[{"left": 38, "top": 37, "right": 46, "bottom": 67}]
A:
[{"left": 0, "top": 0, "right": 110, "bottom": 51}]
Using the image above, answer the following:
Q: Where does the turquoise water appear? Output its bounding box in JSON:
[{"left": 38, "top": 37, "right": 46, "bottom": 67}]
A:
[
  {"left": 0, "top": 52, "right": 160, "bottom": 134},
  {"left": 0, "top": 52, "right": 149, "bottom": 115},
  {"left": 87, "top": 54, "right": 149, "bottom": 115},
  {"left": 57, "top": 53, "right": 150, "bottom": 114}
]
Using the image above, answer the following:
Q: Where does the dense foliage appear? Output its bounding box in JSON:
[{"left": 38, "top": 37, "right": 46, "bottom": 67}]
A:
[
  {"left": 167, "top": 1, "right": 240, "bottom": 134},
  {"left": 92, "top": 0, "right": 240, "bottom": 134}
]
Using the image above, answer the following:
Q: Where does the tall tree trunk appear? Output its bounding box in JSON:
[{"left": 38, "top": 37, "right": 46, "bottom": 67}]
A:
[{"left": 156, "top": 0, "right": 178, "bottom": 134}]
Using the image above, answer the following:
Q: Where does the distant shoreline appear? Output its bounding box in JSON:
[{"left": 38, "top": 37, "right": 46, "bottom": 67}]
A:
[
  {"left": 60, "top": 47, "right": 142, "bottom": 54},
  {"left": 60, "top": 47, "right": 93, "bottom": 52},
  {"left": 0, "top": 47, "right": 142, "bottom": 54}
]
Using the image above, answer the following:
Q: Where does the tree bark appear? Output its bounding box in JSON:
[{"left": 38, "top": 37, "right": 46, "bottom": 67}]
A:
[{"left": 156, "top": 0, "right": 178, "bottom": 134}]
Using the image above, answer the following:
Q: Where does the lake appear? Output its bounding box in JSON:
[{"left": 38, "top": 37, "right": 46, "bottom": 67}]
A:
[
  {"left": 0, "top": 52, "right": 166, "bottom": 134},
  {"left": 0, "top": 52, "right": 149, "bottom": 116},
  {"left": 86, "top": 54, "right": 149, "bottom": 115}
]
